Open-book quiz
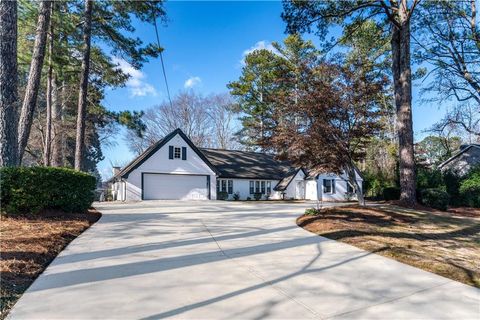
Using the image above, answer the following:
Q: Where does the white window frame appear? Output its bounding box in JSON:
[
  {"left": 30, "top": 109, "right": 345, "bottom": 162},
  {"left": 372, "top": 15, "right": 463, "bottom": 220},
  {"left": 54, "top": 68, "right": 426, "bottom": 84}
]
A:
[
  {"left": 173, "top": 146, "right": 181, "bottom": 159},
  {"left": 217, "top": 179, "right": 233, "bottom": 194},
  {"left": 323, "top": 179, "right": 335, "bottom": 194},
  {"left": 249, "top": 180, "right": 272, "bottom": 194}
]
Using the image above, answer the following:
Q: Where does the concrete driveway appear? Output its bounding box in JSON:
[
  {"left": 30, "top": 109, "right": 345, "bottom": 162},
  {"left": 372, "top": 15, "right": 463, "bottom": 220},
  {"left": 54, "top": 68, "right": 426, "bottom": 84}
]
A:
[{"left": 9, "top": 201, "right": 480, "bottom": 319}]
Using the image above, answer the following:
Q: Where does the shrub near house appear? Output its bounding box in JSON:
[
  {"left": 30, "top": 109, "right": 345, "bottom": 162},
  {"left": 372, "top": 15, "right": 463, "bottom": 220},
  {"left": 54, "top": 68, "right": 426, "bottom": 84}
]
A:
[
  {"left": 1, "top": 167, "right": 96, "bottom": 215},
  {"left": 459, "top": 166, "right": 480, "bottom": 208}
]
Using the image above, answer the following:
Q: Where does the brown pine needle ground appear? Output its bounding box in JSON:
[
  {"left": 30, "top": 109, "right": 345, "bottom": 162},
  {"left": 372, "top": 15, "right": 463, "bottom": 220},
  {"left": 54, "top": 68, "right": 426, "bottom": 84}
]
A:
[
  {"left": 298, "top": 205, "right": 480, "bottom": 288},
  {"left": 0, "top": 209, "right": 101, "bottom": 319}
]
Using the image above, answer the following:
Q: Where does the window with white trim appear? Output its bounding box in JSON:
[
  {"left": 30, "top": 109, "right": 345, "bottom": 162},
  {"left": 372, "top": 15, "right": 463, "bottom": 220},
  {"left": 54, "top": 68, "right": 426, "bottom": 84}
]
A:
[
  {"left": 249, "top": 180, "right": 272, "bottom": 194},
  {"left": 323, "top": 179, "right": 336, "bottom": 194},
  {"left": 217, "top": 179, "right": 233, "bottom": 194}
]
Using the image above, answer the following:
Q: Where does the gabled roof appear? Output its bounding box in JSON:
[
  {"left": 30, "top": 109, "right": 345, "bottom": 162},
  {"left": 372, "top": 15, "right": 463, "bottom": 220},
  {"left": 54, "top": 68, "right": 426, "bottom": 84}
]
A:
[
  {"left": 200, "top": 148, "right": 293, "bottom": 180},
  {"left": 438, "top": 144, "right": 480, "bottom": 170},
  {"left": 274, "top": 168, "right": 306, "bottom": 191},
  {"left": 113, "top": 129, "right": 219, "bottom": 180}
]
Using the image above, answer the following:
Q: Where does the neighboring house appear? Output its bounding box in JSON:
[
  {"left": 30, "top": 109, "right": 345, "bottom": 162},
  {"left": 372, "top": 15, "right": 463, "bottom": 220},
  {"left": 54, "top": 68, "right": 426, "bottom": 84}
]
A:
[
  {"left": 110, "top": 128, "right": 363, "bottom": 201},
  {"left": 438, "top": 144, "right": 480, "bottom": 176}
]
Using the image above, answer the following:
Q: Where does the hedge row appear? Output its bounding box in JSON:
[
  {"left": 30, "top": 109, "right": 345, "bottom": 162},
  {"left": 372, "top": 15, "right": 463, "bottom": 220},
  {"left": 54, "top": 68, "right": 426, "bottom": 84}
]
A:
[{"left": 1, "top": 166, "right": 96, "bottom": 215}]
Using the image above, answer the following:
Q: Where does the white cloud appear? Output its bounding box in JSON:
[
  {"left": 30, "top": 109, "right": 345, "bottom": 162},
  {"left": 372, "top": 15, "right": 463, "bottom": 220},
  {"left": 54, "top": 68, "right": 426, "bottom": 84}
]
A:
[
  {"left": 184, "top": 76, "right": 201, "bottom": 89},
  {"left": 112, "top": 57, "right": 157, "bottom": 97},
  {"left": 241, "top": 40, "right": 278, "bottom": 65}
]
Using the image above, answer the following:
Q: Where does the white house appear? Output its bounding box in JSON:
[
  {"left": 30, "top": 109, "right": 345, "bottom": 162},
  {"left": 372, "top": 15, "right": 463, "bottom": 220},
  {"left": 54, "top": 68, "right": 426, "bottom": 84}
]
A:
[{"left": 110, "top": 128, "right": 363, "bottom": 201}]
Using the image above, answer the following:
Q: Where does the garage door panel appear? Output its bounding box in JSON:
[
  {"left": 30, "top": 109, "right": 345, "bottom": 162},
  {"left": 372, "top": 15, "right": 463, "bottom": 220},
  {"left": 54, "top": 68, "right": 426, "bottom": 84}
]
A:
[{"left": 143, "top": 174, "right": 208, "bottom": 200}]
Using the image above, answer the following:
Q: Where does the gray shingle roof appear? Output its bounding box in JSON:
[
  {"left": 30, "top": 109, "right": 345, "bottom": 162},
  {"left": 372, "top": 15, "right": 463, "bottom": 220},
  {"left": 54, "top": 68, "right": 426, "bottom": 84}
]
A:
[
  {"left": 274, "top": 168, "right": 303, "bottom": 191},
  {"left": 200, "top": 148, "right": 294, "bottom": 180}
]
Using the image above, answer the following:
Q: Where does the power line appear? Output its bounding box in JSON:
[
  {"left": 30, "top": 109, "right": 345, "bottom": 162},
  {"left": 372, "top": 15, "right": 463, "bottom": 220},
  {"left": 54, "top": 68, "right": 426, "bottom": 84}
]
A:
[{"left": 152, "top": 10, "right": 173, "bottom": 108}]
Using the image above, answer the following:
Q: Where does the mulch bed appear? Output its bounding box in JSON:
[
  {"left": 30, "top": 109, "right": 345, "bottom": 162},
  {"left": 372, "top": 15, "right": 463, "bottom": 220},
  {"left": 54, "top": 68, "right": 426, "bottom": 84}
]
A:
[
  {"left": 0, "top": 209, "right": 101, "bottom": 319},
  {"left": 298, "top": 205, "right": 480, "bottom": 288}
]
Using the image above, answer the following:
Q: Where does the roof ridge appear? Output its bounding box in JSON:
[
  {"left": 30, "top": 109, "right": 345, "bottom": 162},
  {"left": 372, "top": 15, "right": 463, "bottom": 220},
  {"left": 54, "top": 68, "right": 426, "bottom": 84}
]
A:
[{"left": 200, "top": 147, "right": 276, "bottom": 155}]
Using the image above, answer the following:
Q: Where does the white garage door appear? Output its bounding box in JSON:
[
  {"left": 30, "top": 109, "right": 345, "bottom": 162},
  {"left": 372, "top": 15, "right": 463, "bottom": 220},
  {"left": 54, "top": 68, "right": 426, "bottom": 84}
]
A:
[{"left": 143, "top": 174, "right": 209, "bottom": 200}]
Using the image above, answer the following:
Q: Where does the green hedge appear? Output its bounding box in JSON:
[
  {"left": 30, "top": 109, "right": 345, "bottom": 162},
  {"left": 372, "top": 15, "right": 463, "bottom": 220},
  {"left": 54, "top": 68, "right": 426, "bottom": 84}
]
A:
[
  {"left": 1, "top": 166, "right": 96, "bottom": 215},
  {"left": 459, "top": 169, "right": 480, "bottom": 208},
  {"left": 217, "top": 191, "right": 228, "bottom": 200},
  {"left": 421, "top": 188, "right": 450, "bottom": 211},
  {"left": 383, "top": 187, "right": 400, "bottom": 201}
]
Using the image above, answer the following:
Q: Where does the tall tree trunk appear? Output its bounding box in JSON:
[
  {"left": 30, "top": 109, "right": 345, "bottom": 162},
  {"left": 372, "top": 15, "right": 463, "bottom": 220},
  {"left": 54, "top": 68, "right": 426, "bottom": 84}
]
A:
[
  {"left": 391, "top": 5, "right": 416, "bottom": 206},
  {"left": 74, "top": 0, "right": 93, "bottom": 171},
  {"left": 51, "top": 78, "right": 62, "bottom": 167},
  {"left": 17, "top": 0, "right": 52, "bottom": 164},
  {"left": 44, "top": 4, "right": 55, "bottom": 166},
  {"left": 0, "top": 0, "right": 18, "bottom": 166}
]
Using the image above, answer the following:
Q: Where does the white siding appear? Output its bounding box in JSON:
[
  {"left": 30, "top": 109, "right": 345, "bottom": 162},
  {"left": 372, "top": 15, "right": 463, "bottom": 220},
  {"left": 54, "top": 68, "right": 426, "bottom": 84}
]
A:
[
  {"left": 317, "top": 171, "right": 363, "bottom": 202},
  {"left": 305, "top": 180, "right": 318, "bottom": 200},
  {"left": 283, "top": 170, "right": 307, "bottom": 200},
  {"left": 219, "top": 178, "right": 281, "bottom": 200},
  {"left": 123, "top": 133, "right": 216, "bottom": 201}
]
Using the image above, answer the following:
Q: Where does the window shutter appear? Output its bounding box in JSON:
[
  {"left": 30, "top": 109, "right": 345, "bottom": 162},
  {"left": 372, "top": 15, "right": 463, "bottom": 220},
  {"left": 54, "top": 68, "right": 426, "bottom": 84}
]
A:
[
  {"left": 182, "top": 147, "right": 187, "bottom": 160},
  {"left": 332, "top": 180, "right": 336, "bottom": 194},
  {"left": 169, "top": 146, "right": 173, "bottom": 159}
]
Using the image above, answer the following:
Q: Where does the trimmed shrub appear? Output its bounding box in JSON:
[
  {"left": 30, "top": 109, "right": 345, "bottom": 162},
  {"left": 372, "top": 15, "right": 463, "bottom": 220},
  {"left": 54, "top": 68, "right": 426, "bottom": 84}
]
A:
[
  {"left": 416, "top": 167, "right": 444, "bottom": 190},
  {"left": 305, "top": 208, "right": 319, "bottom": 216},
  {"left": 383, "top": 187, "right": 400, "bottom": 201},
  {"left": 443, "top": 170, "right": 463, "bottom": 206},
  {"left": 217, "top": 191, "right": 228, "bottom": 200},
  {"left": 459, "top": 168, "right": 480, "bottom": 208},
  {"left": 420, "top": 188, "right": 450, "bottom": 211},
  {"left": 1, "top": 166, "right": 96, "bottom": 215},
  {"left": 233, "top": 192, "right": 240, "bottom": 201},
  {"left": 253, "top": 192, "right": 262, "bottom": 201}
]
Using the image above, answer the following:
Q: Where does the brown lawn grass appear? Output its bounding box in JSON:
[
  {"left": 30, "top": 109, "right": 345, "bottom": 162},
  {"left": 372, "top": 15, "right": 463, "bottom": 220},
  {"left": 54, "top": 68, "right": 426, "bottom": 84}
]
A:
[
  {"left": 297, "top": 205, "right": 480, "bottom": 288},
  {"left": 0, "top": 209, "right": 101, "bottom": 319}
]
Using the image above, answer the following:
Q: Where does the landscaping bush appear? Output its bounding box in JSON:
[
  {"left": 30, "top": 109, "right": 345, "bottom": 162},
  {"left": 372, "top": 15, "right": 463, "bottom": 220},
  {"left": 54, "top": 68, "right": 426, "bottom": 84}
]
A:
[
  {"left": 305, "top": 208, "right": 319, "bottom": 216},
  {"left": 443, "top": 170, "right": 463, "bottom": 206},
  {"left": 233, "top": 192, "right": 240, "bottom": 201},
  {"left": 1, "top": 166, "right": 96, "bottom": 215},
  {"left": 420, "top": 188, "right": 450, "bottom": 211},
  {"left": 253, "top": 192, "right": 262, "bottom": 201},
  {"left": 383, "top": 187, "right": 400, "bottom": 201},
  {"left": 416, "top": 167, "right": 444, "bottom": 190},
  {"left": 217, "top": 191, "right": 228, "bottom": 200},
  {"left": 459, "top": 167, "right": 480, "bottom": 208}
]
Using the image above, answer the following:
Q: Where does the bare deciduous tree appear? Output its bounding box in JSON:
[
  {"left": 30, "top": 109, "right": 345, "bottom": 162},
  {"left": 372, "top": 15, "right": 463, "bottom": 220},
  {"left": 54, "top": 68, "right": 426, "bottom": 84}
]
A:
[
  {"left": 415, "top": 0, "right": 480, "bottom": 106},
  {"left": 207, "top": 93, "right": 239, "bottom": 149},
  {"left": 126, "top": 91, "right": 240, "bottom": 155},
  {"left": 431, "top": 104, "right": 480, "bottom": 144}
]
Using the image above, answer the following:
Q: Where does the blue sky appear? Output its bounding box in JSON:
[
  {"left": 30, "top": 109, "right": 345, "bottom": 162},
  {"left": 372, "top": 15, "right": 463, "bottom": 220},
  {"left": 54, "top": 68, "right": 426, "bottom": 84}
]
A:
[{"left": 98, "top": 1, "right": 448, "bottom": 180}]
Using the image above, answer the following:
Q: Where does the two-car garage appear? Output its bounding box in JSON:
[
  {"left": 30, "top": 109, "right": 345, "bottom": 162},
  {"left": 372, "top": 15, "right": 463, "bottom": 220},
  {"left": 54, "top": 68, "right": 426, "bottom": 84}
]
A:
[{"left": 142, "top": 173, "right": 210, "bottom": 200}]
